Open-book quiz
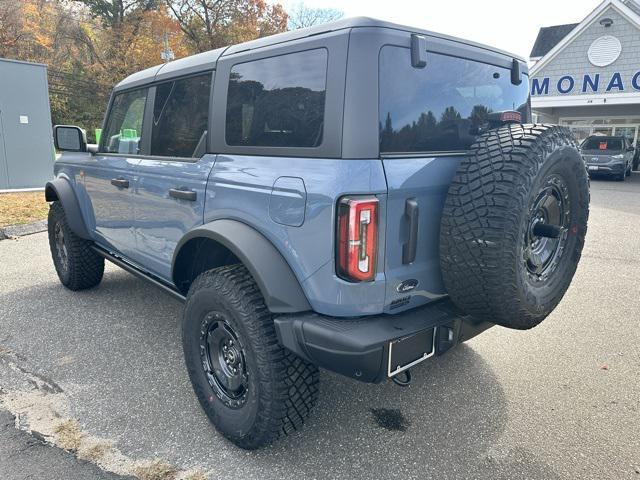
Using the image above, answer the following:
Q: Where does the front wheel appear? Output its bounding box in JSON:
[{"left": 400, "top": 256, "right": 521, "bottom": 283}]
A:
[
  {"left": 47, "top": 201, "right": 104, "bottom": 290},
  {"left": 182, "top": 265, "right": 319, "bottom": 449}
]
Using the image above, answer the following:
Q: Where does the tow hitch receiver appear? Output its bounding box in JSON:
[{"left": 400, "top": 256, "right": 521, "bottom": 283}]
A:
[{"left": 388, "top": 327, "right": 436, "bottom": 378}]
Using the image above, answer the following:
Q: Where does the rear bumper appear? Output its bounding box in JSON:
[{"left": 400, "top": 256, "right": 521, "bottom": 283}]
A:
[
  {"left": 274, "top": 299, "right": 493, "bottom": 383},
  {"left": 586, "top": 162, "right": 625, "bottom": 175}
]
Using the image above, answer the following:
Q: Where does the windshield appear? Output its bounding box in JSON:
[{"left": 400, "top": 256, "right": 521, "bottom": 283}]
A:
[
  {"left": 581, "top": 137, "right": 624, "bottom": 151},
  {"left": 379, "top": 46, "right": 531, "bottom": 154}
]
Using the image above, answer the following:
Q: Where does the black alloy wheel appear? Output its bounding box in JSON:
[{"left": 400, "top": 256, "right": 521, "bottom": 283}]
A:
[
  {"left": 524, "top": 175, "right": 570, "bottom": 283},
  {"left": 200, "top": 312, "right": 249, "bottom": 409}
]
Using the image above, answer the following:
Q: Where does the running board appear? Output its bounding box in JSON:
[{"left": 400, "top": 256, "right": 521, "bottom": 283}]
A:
[{"left": 91, "top": 245, "right": 186, "bottom": 302}]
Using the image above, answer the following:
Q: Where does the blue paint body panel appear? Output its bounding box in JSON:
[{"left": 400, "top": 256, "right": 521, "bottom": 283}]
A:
[
  {"left": 53, "top": 151, "right": 465, "bottom": 317},
  {"left": 204, "top": 155, "right": 388, "bottom": 316},
  {"left": 128, "top": 155, "right": 217, "bottom": 279},
  {"left": 381, "top": 156, "right": 462, "bottom": 313}
]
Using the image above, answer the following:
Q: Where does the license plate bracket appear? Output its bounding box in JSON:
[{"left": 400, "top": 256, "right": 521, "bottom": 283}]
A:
[
  {"left": 388, "top": 327, "right": 436, "bottom": 377},
  {"left": 588, "top": 165, "right": 599, "bottom": 171}
]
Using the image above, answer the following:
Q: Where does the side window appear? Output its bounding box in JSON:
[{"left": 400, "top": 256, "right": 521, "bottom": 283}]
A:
[
  {"left": 150, "top": 74, "right": 211, "bottom": 158},
  {"left": 225, "top": 49, "right": 328, "bottom": 148},
  {"left": 101, "top": 88, "right": 148, "bottom": 154}
]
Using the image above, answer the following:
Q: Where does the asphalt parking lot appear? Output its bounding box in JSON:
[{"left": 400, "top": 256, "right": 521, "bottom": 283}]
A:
[{"left": 1, "top": 174, "right": 639, "bottom": 480}]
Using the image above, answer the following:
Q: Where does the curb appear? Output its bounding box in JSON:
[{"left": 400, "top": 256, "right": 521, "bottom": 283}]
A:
[{"left": 0, "top": 220, "right": 47, "bottom": 240}]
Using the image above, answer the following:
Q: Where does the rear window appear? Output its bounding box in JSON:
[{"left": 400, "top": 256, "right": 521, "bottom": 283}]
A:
[
  {"left": 379, "top": 46, "right": 531, "bottom": 154},
  {"left": 582, "top": 137, "right": 623, "bottom": 151},
  {"left": 225, "top": 49, "right": 327, "bottom": 148}
]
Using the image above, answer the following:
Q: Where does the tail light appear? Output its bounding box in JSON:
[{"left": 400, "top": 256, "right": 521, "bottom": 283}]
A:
[{"left": 336, "top": 196, "right": 378, "bottom": 282}]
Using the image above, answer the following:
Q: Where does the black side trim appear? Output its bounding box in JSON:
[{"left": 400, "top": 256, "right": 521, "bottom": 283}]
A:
[
  {"left": 44, "top": 178, "right": 91, "bottom": 239},
  {"left": 172, "top": 220, "right": 311, "bottom": 313},
  {"left": 92, "top": 245, "right": 186, "bottom": 302},
  {"left": 402, "top": 198, "right": 419, "bottom": 264}
]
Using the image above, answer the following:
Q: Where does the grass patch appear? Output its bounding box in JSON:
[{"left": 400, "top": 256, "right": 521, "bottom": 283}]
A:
[
  {"left": 182, "top": 471, "right": 208, "bottom": 480},
  {"left": 134, "top": 459, "right": 178, "bottom": 480},
  {"left": 0, "top": 192, "right": 49, "bottom": 228},
  {"left": 79, "top": 441, "right": 112, "bottom": 461},
  {"left": 54, "top": 419, "right": 83, "bottom": 452}
]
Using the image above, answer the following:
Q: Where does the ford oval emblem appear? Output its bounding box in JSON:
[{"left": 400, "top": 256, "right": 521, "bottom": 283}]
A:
[{"left": 397, "top": 279, "right": 419, "bottom": 293}]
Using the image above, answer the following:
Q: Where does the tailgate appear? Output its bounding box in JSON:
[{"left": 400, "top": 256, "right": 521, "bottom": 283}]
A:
[{"left": 382, "top": 157, "right": 460, "bottom": 313}]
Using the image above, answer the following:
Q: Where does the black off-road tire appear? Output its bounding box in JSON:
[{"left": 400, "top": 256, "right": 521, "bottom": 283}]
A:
[
  {"left": 47, "top": 201, "right": 104, "bottom": 290},
  {"left": 182, "top": 264, "right": 319, "bottom": 449},
  {"left": 440, "top": 124, "right": 589, "bottom": 330}
]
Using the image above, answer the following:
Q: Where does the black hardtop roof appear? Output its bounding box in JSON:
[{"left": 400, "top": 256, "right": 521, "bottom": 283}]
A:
[{"left": 114, "top": 16, "right": 525, "bottom": 92}]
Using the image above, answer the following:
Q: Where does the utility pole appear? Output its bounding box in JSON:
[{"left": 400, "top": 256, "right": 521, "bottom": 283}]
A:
[{"left": 161, "top": 31, "right": 175, "bottom": 63}]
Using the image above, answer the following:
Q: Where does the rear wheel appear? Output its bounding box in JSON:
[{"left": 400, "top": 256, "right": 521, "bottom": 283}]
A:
[
  {"left": 440, "top": 125, "right": 589, "bottom": 330},
  {"left": 47, "top": 201, "right": 104, "bottom": 290},
  {"left": 182, "top": 265, "right": 319, "bottom": 449}
]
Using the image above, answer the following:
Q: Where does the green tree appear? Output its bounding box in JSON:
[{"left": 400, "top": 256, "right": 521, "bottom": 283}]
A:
[{"left": 73, "top": 0, "right": 159, "bottom": 27}]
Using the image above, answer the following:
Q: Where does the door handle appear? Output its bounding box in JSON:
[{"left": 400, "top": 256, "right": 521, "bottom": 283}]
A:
[
  {"left": 169, "top": 187, "right": 197, "bottom": 201},
  {"left": 402, "top": 198, "right": 419, "bottom": 265},
  {"left": 110, "top": 177, "right": 129, "bottom": 188}
]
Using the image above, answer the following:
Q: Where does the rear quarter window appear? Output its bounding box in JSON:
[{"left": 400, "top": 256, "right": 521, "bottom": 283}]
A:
[
  {"left": 225, "top": 49, "right": 328, "bottom": 148},
  {"left": 379, "top": 46, "right": 531, "bottom": 154}
]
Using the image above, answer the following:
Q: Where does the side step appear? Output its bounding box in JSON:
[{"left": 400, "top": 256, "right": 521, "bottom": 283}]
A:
[{"left": 91, "top": 245, "right": 186, "bottom": 302}]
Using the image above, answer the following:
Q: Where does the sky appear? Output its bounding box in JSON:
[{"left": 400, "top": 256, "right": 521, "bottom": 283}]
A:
[{"left": 282, "top": 0, "right": 605, "bottom": 62}]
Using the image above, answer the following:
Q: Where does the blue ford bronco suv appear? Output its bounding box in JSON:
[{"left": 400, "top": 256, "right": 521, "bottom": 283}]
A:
[{"left": 46, "top": 18, "right": 589, "bottom": 449}]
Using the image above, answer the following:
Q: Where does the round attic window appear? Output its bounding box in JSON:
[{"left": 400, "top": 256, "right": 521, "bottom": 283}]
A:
[{"left": 588, "top": 35, "right": 622, "bottom": 67}]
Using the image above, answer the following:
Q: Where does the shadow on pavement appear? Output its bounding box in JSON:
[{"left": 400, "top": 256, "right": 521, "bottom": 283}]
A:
[{"left": 0, "top": 271, "right": 560, "bottom": 479}]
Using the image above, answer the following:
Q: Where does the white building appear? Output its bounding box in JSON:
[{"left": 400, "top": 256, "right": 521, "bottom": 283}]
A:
[{"left": 530, "top": 0, "right": 640, "bottom": 145}]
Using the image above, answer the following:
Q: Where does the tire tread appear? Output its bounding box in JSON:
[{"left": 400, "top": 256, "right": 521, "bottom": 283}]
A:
[
  {"left": 184, "top": 264, "right": 319, "bottom": 449},
  {"left": 440, "top": 124, "right": 589, "bottom": 329},
  {"left": 48, "top": 201, "right": 104, "bottom": 290}
]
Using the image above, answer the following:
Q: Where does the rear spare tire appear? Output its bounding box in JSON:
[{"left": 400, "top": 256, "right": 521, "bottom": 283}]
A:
[{"left": 440, "top": 124, "right": 589, "bottom": 330}]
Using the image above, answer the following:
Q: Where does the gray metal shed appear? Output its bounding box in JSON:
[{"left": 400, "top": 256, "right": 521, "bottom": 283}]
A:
[{"left": 0, "top": 58, "right": 54, "bottom": 190}]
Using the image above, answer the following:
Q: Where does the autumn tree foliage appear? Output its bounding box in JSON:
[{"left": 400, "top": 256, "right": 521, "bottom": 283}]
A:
[{"left": 167, "top": 0, "right": 288, "bottom": 51}]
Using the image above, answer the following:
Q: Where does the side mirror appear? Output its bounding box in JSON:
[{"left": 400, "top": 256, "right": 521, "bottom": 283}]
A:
[
  {"left": 628, "top": 146, "right": 635, "bottom": 152},
  {"left": 54, "top": 125, "right": 87, "bottom": 152}
]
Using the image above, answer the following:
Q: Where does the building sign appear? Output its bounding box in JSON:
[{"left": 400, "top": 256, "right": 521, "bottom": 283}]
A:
[{"left": 532, "top": 71, "right": 640, "bottom": 96}]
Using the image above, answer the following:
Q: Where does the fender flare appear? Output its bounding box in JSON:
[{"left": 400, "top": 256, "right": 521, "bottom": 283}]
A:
[
  {"left": 44, "top": 178, "right": 91, "bottom": 240},
  {"left": 172, "top": 220, "right": 311, "bottom": 314}
]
